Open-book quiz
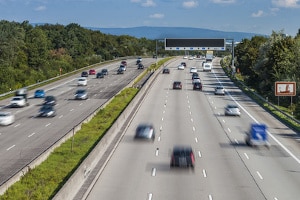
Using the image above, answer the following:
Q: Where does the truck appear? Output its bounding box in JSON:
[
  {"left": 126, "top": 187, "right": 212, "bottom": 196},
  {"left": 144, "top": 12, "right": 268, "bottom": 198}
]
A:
[
  {"left": 245, "top": 123, "right": 270, "bottom": 148},
  {"left": 205, "top": 50, "right": 213, "bottom": 62}
]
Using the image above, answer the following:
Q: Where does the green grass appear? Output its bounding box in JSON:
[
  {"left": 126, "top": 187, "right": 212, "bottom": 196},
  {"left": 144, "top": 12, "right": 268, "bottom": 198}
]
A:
[{"left": 0, "top": 88, "right": 139, "bottom": 200}]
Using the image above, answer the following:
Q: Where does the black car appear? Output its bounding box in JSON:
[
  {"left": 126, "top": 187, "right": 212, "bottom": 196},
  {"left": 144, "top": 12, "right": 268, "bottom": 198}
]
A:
[
  {"left": 101, "top": 68, "right": 108, "bottom": 75},
  {"left": 193, "top": 82, "right": 202, "bottom": 91},
  {"left": 74, "top": 89, "right": 88, "bottom": 100},
  {"left": 192, "top": 72, "right": 199, "bottom": 80},
  {"left": 81, "top": 71, "right": 88, "bottom": 77},
  {"left": 134, "top": 124, "right": 155, "bottom": 141},
  {"left": 43, "top": 95, "right": 56, "bottom": 106},
  {"left": 170, "top": 146, "right": 195, "bottom": 168},
  {"left": 137, "top": 63, "right": 144, "bottom": 69},
  {"left": 117, "top": 67, "right": 124, "bottom": 74},
  {"left": 181, "top": 62, "right": 186, "bottom": 67},
  {"left": 96, "top": 72, "right": 104, "bottom": 78},
  {"left": 38, "top": 105, "right": 56, "bottom": 117},
  {"left": 162, "top": 68, "right": 170, "bottom": 74},
  {"left": 173, "top": 81, "right": 182, "bottom": 89}
]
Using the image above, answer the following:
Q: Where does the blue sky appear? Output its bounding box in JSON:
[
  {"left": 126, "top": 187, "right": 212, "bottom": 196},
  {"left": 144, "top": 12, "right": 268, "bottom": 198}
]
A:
[{"left": 0, "top": 0, "right": 299, "bottom": 36}]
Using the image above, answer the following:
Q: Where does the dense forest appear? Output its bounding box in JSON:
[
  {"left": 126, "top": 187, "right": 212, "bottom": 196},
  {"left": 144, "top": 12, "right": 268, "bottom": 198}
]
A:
[{"left": 0, "top": 20, "right": 170, "bottom": 93}]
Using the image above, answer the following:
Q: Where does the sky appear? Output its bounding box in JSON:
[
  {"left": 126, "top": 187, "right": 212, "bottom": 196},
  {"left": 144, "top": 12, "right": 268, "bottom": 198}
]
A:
[{"left": 0, "top": 0, "right": 299, "bottom": 36}]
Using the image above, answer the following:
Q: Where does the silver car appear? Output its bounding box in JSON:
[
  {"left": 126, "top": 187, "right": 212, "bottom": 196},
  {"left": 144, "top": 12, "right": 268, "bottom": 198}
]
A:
[
  {"left": 215, "top": 86, "right": 225, "bottom": 95},
  {"left": 225, "top": 104, "right": 241, "bottom": 116},
  {"left": 134, "top": 124, "right": 155, "bottom": 141}
]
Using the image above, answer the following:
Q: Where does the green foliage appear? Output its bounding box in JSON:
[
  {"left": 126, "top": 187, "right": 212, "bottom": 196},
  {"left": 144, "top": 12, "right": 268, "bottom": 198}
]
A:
[{"left": 0, "top": 88, "right": 138, "bottom": 200}]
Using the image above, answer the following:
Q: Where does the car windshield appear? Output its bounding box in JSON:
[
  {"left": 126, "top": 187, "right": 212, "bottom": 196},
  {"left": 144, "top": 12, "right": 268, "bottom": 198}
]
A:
[{"left": 76, "top": 90, "right": 86, "bottom": 94}]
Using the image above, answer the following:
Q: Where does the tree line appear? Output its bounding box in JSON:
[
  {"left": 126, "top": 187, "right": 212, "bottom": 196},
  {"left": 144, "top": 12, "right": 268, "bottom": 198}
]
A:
[
  {"left": 0, "top": 20, "right": 169, "bottom": 93},
  {"left": 232, "top": 30, "right": 300, "bottom": 119}
]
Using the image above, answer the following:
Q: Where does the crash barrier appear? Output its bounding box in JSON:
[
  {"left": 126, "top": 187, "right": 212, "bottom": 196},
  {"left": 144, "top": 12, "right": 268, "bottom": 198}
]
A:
[{"left": 53, "top": 59, "right": 177, "bottom": 200}]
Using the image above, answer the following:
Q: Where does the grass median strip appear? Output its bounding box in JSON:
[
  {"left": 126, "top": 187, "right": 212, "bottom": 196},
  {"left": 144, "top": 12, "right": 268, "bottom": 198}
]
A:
[{"left": 0, "top": 88, "right": 139, "bottom": 200}]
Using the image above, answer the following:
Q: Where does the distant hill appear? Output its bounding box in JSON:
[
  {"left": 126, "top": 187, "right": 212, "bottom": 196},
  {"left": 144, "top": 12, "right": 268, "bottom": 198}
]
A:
[{"left": 88, "top": 26, "right": 267, "bottom": 42}]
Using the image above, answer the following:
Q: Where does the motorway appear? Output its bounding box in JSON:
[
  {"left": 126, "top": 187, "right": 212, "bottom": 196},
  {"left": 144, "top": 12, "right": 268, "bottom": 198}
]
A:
[
  {"left": 0, "top": 58, "right": 156, "bottom": 188},
  {"left": 84, "top": 58, "right": 300, "bottom": 200}
]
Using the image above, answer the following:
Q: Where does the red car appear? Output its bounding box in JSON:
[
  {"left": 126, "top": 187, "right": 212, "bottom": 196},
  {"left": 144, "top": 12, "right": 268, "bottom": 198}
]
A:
[
  {"left": 121, "top": 60, "right": 127, "bottom": 66},
  {"left": 89, "top": 69, "right": 96, "bottom": 75}
]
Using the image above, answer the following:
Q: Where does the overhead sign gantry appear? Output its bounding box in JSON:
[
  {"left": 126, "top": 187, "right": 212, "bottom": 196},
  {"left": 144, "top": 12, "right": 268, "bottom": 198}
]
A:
[{"left": 164, "top": 38, "right": 225, "bottom": 50}]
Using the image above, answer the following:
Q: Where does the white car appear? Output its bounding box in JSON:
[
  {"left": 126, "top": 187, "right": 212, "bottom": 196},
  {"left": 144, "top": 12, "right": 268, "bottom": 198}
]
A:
[
  {"left": 188, "top": 56, "right": 194, "bottom": 60},
  {"left": 203, "top": 63, "right": 212, "bottom": 72},
  {"left": 190, "top": 67, "right": 197, "bottom": 73},
  {"left": 178, "top": 65, "right": 185, "bottom": 70},
  {"left": 192, "top": 77, "right": 201, "bottom": 84},
  {"left": 78, "top": 77, "right": 87, "bottom": 86},
  {"left": 183, "top": 55, "right": 188, "bottom": 59},
  {"left": 215, "top": 86, "right": 225, "bottom": 95},
  {"left": 225, "top": 104, "right": 241, "bottom": 116},
  {"left": 0, "top": 112, "right": 15, "bottom": 126},
  {"left": 10, "top": 96, "right": 27, "bottom": 107}
]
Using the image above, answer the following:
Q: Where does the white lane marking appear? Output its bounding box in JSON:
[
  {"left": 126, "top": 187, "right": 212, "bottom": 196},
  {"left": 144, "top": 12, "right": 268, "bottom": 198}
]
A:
[
  {"left": 256, "top": 171, "right": 263, "bottom": 180},
  {"left": 198, "top": 151, "right": 202, "bottom": 158},
  {"left": 59, "top": 115, "right": 63, "bottom": 118},
  {"left": 45, "top": 123, "right": 51, "bottom": 127},
  {"left": 227, "top": 128, "right": 231, "bottom": 133},
  {"left": 147, "top": 193, "right": 153, "bottom": 200},
  {"left": 28, "top": 132, "right": 36, "bottom": 138},
  {"left": 244, "top": 153, "right": 249, "bottom": 159},
  {"left": 203, "top": 169, "right": 207, "bottom": 178},
  {"left": 7, "top": 145, "right": 15, "bottom": 151},
  {"left": 161, "top": 117, "right": 164, "bottom": 121},
  {"left": 192, "top": 126, "right": 195, "bottom": 132},
  {"left": 222, "top": 119, "right": 225, "bottom": 123},
  {"left": 234, "top": 139, "right": 239, "bottom": 144},
  {"left": 155, "top": 149, "right": 159, "bottom": 156},
  {"left": 151, "top": 168, "right": 156, "bottom": 176},
  {"left": 158, "top": 136, "right": 161, "bottom": 142},
  {"left": 14, "top": 124, "right": 21, "bottom": 128},
  {"left": 163, "top": 110, "right": 165, "bottom": 114},
  {"left": 195, "top": 137, "right": 198, "bottom": 143},
  {"left": 190, "top": 111, "right": 192, "bottom": 115},
  {"left": 70, "top": 109, "right": 74, "bottom": 112},
  {"left": 191, "top": 118, "right": 193, "bottom": 122},
  {"left": 208, "top": 195, "right": 213, "bottom": 200},
  {"left": 214, "top": 106, "right": 217, "bottom": 109}
]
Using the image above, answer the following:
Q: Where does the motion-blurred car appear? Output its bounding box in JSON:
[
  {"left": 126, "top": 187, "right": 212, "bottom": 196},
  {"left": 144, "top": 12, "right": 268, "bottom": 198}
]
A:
[
  {"left": 170, "top": 146, "right": 195, "bottom": 168},
  {"left": 134, "top": 124, "right": 155, "bottom": 141},
  {"left": 137, "top": 63, "right": 144, "bottom": 69},
  {"left": 121, "top": 60, "right": 127, "bottom": 66},
  {"left": 38, "top": 105, "right": 56, "bottom": 117},
  {"left": 136, "top": 57, "right": 142, "bottom": 64},
  {"left": 119, "top": 65, "right": 126, "bottom": 71},
  {"left": 43, "top": 95, "right": 56, "bottom": 106},
  {"left": 162, "top": 68, "right": 170, "bottom": 74},
  {"left": 190, "top": 67, "right": 197, "bottom": 73},
  {"left": 117, "top": 67, "right": 124, "bottom": 74},
  {"left": 173, "top": 81, "right": 182, "bottom": 89},
  {"left": 192, "top": 72, "right": 199, "bottom": 79},
  {"left": 215, "top": 86, "right": 225, "bottom": 95},
  {"left": 96, "top": 72, "right": 104, "bottom": 78},
  {"left": 101, "top": 68, "right": 108, "bottom": 75},
  {"left": 34, "top": 89, "right": 45, "bottom": 98},
  {"left": 78, "top": 77, "right": 87, "bottom": 86},
  {"left": 81, "top": 71, "right": 88, "bottom": 77},
  {"left": 74, "top": 89, "right": 88, "bottom": 100},
  {"left": 183, "top": 55, "right": 188, "bottom": 59},
  {"left": 181, "top": 62, "right": 186, "bottom": 67},
  {"left": 178, "top": 65, "right": 184, "bottom": 70},
  {"left": 89, "top": 69, "right": 96, "bottom": 75},
  {"left": 225, "top": 104, "right": 241, "bottom": 116},
  {"left": 193, "top": 82, "right": 202, "bottom": 91},
  {"left": 0, "top": 112, "right": 15, "bottom": 126},
  {"left": 10, "top": 96, "right": 27, "bottom": 107}
]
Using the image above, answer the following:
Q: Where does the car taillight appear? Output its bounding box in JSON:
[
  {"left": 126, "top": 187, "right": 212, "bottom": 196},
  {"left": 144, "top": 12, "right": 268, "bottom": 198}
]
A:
[{"left": 190, "top": 153, "right": 195, "bottom": 163}]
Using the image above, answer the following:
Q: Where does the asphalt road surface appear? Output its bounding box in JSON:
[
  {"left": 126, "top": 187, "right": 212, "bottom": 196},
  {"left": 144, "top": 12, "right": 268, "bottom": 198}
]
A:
[
  {"left": 0, "top": 58, "right": 156, "bottom": 187},
  {"left": 84, "top": 57, "right": 300, "bottom": 200}
]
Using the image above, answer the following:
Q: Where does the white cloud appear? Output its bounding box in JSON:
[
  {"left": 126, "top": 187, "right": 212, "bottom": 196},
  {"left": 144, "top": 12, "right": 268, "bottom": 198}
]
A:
[
  {"left": 251, "top": 10, "right": 264, "bottom": 17},
  {"left": 272, "top": 0, "right": 300, "bottom": 8},
  {"left": 35, "top": 5, "right": 46, "bottom": 11},
  {"left": 149, "top": 13, "right": 164, "bottom": 19},
  {"left": 210, "top": 0, "right": 235, "bottom": 4},
  {"left": 182, "top": 1, "right": 199, "bottom": 8},
  {"left": 142, "top": 0, "right": 156, "bottom": 7}
]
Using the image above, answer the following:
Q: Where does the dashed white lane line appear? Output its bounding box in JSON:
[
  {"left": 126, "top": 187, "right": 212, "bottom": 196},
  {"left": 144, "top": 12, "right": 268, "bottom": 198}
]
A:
[
  {"left": 14, "top": 124, "right": 21, "bottom": 128},
  {"left": 151, "top": 168, "right": 156, "bottom": 176},
  {"left": 256, "top": 171, "right": 263, "bottom": 180},
  {"left": 59, "top": 115, "right": 63, "bottom": 119},
  {"left": 70, "top": 109, "right": 74, "bottom": 112},
  {"left": 222, "top": 119, "right": 225, "bottom": 123},
  {"left": 208, "top": 194, "right": 213, "bottom": 200},
  {"left": 227, "top": 128, "right": 231, "bottom": 133},
  {"left": 192, "top": 126, "right": 196, "bottom": 132},
  {"left": 155, "top": 149, "right": 159, "bottom": 156},
  {"left": 45, "top": 123, "right": 51, "bottom": 127},
  {"left": 7, "top": 145, "right": 15, "bottom": 151},
  {"left": 28, "top": 132, "right": 36, "bottom": 138},
  {"left": 244, "top": 153, "right": 249, "bottom": 159},
  {"left": 202, "top": 169, "right": 207, "bottom": 178},
  {"left": 195, "top": 137, "right": 198, "bottom": 143},
  {"left": 157, "top": 136, "right": 161, "bottom": 142},
  {"left": 198, "top": 151, "right": 202, "bottom": 158},
  {"left": 234, "top": 139, "right": 239, "bottom": 144},
  {"left": 147, "top": 193, "right": 153, "bottom": 200}
]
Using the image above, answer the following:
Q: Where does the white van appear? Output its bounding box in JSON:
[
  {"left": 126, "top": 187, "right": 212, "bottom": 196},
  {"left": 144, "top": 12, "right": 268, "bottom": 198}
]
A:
[{"left": 203, "top": 63, "right": 212, "bottom": 72}]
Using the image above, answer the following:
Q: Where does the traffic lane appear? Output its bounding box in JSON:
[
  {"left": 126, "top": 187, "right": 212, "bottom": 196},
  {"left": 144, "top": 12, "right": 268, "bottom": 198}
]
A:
[
  {"left": 203, "top": 64, "right": 300, "bottom": 199},
  {"left": 0, "top": 58, "right": 153, "bottom": 186}
]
